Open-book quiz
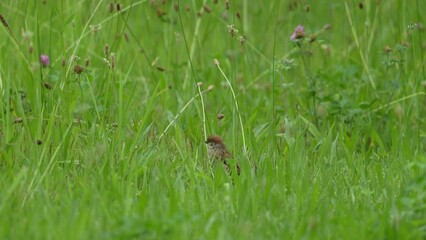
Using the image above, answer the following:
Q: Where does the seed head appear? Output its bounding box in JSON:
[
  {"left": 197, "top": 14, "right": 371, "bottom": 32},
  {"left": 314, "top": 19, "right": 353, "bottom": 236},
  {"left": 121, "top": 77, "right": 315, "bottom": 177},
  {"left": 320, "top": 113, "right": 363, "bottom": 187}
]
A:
[
  {"left": 44, "top": 82, "right": 53, "bottom": 89},
  {"left": 323, "top": 24, "right": 332, "bottom": 30},
  {"left": 74, "top": 64, "right": 84, "bottom": 74},
  {"left": 227, "top": 24, "right": 238, "bottom": 38},
  {"left": 104, "top": 44, "right": 109, "bottom": 58},
  {"left": 306, "top": 5, "right": 310, "bottom": 12},
  {"left": 157, "top": 8, "right": 166, "bottom": 18},
  {"left": 203, "top": 4, "right": 211, "bottom": 13},
  {"left": 384, "top": 46, "right": 392, "bottom": 53},
  {"left": 109, "top": 2, "right": 114, "bottom": 13},
  {"left": 111, "top": 53, "right": 116, "bottom": 69},
  {"left": 0, "top": 14, "right": 9, "bottom": 28},
  {"left": 238, "top": 36, "right": 246, "bottom": 46}
]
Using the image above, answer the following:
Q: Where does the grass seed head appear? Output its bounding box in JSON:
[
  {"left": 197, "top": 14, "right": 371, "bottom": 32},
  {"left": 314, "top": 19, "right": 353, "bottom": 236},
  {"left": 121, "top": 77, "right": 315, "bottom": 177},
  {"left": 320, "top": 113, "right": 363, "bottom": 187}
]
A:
[
  {"left": 104, "top": 44, "right": 109, "bottom": 57},
  {"left": 74, "top": 64, "right": 84, "bottom": 74},
  {"left": 384, "top": 46, "right": 392, "bottom": 53},
  {"left": 203, "top": 4, "right": 211, "bottom": 13},
  {"left": 109, "top": 2, "right": 114, "bottom": 13},
  {"left": 0, "top": 14, "right": 9, "bottom": 27},
  {"left": 44, "top": 82, "right": 53, "bottom": 89},
  {"left": 323, "top": 24, "right": 332, "bottom": 30},
  {"left": 111, "top": 54, "right": 115, "bottom": 69}
]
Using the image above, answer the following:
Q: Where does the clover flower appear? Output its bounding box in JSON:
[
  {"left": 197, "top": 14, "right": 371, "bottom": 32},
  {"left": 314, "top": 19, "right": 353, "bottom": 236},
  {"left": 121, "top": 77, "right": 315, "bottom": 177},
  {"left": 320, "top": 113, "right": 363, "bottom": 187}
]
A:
[
  {"left": 40, "top": 54, "right": 50, "bottom": 67},
  {"left": 290, "top": 25, "right": 305, "bottom": 41}
]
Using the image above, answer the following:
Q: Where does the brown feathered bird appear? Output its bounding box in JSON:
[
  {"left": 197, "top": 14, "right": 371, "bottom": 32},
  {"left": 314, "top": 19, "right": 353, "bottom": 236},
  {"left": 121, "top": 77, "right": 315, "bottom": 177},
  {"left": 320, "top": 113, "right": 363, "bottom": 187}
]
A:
[{"left": 205, "top": 135, "right": 241, "bottom": 175}]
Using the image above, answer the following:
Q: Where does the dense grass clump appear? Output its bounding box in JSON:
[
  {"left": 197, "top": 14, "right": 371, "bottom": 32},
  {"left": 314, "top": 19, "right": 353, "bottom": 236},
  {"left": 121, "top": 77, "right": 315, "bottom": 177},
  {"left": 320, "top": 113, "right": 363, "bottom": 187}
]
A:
[{"left": 0, "top": 0, "right": 425, "bottom": 239}]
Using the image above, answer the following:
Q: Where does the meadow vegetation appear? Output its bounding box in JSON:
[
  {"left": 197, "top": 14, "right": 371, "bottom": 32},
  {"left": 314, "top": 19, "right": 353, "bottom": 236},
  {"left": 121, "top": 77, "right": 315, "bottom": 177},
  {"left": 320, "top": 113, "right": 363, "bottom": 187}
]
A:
[{"left": 0, "top": 0, "right": 425, "bottom": 239}]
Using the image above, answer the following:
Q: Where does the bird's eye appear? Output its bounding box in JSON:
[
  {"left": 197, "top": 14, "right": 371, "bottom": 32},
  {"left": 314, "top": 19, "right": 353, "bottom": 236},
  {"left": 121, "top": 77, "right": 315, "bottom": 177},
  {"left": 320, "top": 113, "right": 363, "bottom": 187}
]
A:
[{"left": 208, "top": 142, "right": 215, "bottom": 148}]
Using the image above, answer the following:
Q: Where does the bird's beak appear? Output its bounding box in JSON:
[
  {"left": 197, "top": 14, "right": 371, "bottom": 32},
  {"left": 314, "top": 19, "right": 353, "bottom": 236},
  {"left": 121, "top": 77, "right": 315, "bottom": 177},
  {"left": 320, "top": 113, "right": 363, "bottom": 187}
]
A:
[{"left": 205, "top": 141, "right": 208, "bottom": 144}]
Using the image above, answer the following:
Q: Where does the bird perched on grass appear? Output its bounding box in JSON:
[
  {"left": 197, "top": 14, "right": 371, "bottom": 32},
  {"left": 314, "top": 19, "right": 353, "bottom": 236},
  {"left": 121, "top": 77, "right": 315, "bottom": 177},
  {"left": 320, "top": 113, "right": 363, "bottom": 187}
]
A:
[{"left": 205, "top": 135, "right": 240, "bottom": 175}]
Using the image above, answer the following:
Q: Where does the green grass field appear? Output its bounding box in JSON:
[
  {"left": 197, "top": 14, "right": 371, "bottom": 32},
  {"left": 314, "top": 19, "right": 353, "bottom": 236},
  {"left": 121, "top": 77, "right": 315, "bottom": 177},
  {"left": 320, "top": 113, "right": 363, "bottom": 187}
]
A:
[{"left": 0, "top": 0, "right": 425, "bottom": 239}]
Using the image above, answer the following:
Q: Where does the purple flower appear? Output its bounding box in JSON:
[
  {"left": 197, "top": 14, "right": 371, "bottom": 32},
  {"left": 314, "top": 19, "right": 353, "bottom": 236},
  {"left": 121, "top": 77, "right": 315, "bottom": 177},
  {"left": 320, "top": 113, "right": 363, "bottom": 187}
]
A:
[
  {"left": 290, "top": 25, "right": 305, "bottom": 41},
  {"left": 40, "top": 54, "right": 50, "bottom": 67}
]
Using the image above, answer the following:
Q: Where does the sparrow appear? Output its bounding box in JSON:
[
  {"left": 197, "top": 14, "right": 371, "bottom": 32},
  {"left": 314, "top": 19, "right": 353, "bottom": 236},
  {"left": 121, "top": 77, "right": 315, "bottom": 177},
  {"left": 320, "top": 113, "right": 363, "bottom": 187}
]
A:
[{"left": 205, "top": 135, "right": 240, "bottom": 175}]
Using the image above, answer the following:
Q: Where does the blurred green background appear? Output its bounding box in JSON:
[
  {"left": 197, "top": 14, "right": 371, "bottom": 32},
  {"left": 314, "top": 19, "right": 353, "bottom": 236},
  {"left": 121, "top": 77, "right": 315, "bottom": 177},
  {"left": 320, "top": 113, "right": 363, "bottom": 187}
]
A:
[{"left": 0, "top": 0, "right": 425, "bottom": 239}]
